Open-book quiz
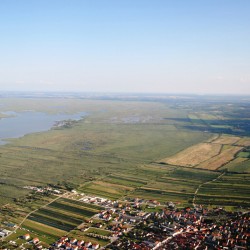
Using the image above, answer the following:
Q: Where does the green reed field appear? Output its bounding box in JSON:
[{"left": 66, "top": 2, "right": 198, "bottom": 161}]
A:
[{"left": 0, "top": 97, "right": 250, "bottom": 209}]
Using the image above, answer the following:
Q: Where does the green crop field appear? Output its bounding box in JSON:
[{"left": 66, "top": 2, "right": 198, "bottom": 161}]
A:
[
  {"left": 47, "top": 199, "right": 98, "bottom": 218},
  {"left": 36, "top": 207, "right": 83, "bottom": 225},
  {"left": 22, "top": 219, "right": 66, "bottom": 239},
  {"left": 28, "top": 212, "right": 75, "bottom": 231},
  {"left": 17, "top": 196, "right": 100, "bottom": 244}
]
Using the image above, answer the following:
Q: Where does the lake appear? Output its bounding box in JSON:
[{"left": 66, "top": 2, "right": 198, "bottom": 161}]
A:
[{"left": 0, "top": 111, "right": 87, "bottom": 145}]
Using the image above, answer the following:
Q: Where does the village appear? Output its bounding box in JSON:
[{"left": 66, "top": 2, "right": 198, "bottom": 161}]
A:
[{"left": 1, "top": 186, "right": 249, "bottom": 250}]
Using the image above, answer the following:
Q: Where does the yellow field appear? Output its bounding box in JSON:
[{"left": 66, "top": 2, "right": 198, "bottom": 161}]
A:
[
  {"left": 158, "top": 133, "right": 246, "bottom": 171},
  {"left": 159, "top": 143, "right": 221, "bottom": 167},
  {"left": 206, "top": 134, "right": 220, "bottom": 143},
  {"left": 236, "top": 137, "right": 250, "bottom": 147},
  {"left": 197, "top": 146, "right": 243, "bottom": 170},
  {"left": 212, "top": 135, "right": 241, "bottom": 145}
]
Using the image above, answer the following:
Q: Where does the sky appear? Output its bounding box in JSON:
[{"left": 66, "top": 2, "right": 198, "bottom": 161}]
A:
[{"left": 0, "top": 0, "right": 250, "bottom": 94}]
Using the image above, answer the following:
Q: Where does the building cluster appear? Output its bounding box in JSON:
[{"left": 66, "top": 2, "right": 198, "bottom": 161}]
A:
[
  {"left": 52, "top": 237, "right": 99, "bottom": 250},
  {"left": 79, "top": 195, "right": 113, "bottom": 208},
  {"left": 0, "top": 228, "right": 11, "bottom": 238},
  {"left": 110, "top": 207, "right": 250, "bottom": 250},
  {"left": 2, "top": 189, "right": 249, "bottom": 250},
  {"left": 23, "top": 186, "right": 62, "bottom": 194}
]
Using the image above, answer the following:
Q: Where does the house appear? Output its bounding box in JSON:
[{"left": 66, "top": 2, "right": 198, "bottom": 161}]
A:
[
  {"left": 70, "top": 238, "right": 77, "bottom": 244},
  {"left": 23, "top": 234, "right": 30, "bottom": 240},
  {"left": 92, "top": 243, "right": 100, "bottom": 249},
  {"left": 77, "top": 240, "right": 85, "bottom": 246},
  {"left": 2, "top": 229, "right": 11, "bottom": 236},
  {"left": 33, "top": 237, "right": 39, "bottom": 244},
  {"left": 84, "top": 241, "right": 92, "bottom": 247},
  {"left": 56, "top": 241, "right": 63, "bottom": 248},
  {"left": 4, "top": 222, "right": 17, "bottom": 228}
]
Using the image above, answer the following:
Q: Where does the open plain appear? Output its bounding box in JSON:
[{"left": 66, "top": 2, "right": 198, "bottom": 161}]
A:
[{"left": 0, "top": 95, "right": 250, "bottom": 248}]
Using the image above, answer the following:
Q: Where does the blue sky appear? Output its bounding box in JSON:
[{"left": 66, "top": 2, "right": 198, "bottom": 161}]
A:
[{"left": 0, "top": 0, "right": 249, "bottom": 94}]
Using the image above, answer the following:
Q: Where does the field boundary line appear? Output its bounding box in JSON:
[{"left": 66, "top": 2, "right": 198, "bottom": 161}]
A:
[{"left": 192, "top": 172, "right": 225, "bottom": 208}]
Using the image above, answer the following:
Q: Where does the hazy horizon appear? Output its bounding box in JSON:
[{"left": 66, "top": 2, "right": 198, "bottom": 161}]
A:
[{"left": 1, "top": 0, "right": 250, "bottom": 94}]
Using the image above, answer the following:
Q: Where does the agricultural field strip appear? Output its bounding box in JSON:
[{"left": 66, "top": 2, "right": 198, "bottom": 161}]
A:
[
  {"left": 198, "top": 146, "right": 243, "bottom": 170},
  {"left": 106, "top": 175, "right": 148, "bottom": 185},
  {"left": 23, "top": 220, "right": 66, "bottom": 238},
  {"left": 109, "top": 173, "right": 149, "bottom": 182},
  {"left": 211, "top": 135, "right": 241, "bottom": 145},
  {"left": 33, "top": 209, "right": 82, "bottom": 226},
  {"left": 48, "top": 201, "right": 97, "bottom": 218},
  {"left": 194, "top": 143, "right": 224, "bottom": 166},
  {"left": 131, "top": 189, "right": 194, "bottom": 203},
  {"left": 194, "top": 174, "right": 250, "bottom": 208},
  {"left": 82, "top": 181, "right": 135, "bottom": 196},
  {"left": 28, "top": 213, "right": 75, "bottom": 231},
  {"left": 17, "top": 197, "right": 100, "bottom": 238},
  {"left": 195, "top": 194, "right": 250, "bottom": 203},
  {"left": 102, "top": 178, "right": 145, "bottom": 187},
  {"left": 196, "top": 193, "right": 250, "bottom": 201},
  {"left": 168, "top": 168, "right": 219, "bottom": 181},
  {"left": 161, "top": 146, "right": 242, "bottom": 170},
  {"left": 199, "top": 187, "right": 250, "bottom": 195},
  {"left": 158, "top": 142, "right": 219, "bottom": 165},
  {"left": 39, "top": 206, "right": 88, "bottom": 221},
  {"left": 139, "top": 186, "right": 194, "bottom": 195},
  {"left": 198, "top": 178, "right": 250, "bottom": 196},
  {"left": 59, "top": 197, "right": 103, "bottom": 211},
  {"left": 192, "top": 172, "right": 225, "bottom": 207},
  {"left": 158, "top": 139, "right": 244, "bottom": 170},
  {"left": 91, "top": 180, "right": 134, "bottom": 191},
  {"left": 157, "top": 177, "right": 201, "bottom": 184},
  {"left": 81, "top": 189, "right": 121, "bottom": 200},
  {"left": 2, "top": 194, "right": 63, "bottom": 241},
  {"left": 56, "top": 198, "right": 102, "bottom": 213}
]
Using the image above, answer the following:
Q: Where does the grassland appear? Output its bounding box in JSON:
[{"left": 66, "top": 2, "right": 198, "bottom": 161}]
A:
[
  {"left": 0, "top": 98, "right": 212, "bottom": 206},
  {"left": 0, "top": 96, "right": 249, "bottom": 231}
]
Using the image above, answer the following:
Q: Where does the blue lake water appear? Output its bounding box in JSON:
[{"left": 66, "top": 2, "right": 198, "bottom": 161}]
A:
[{"left": 0, "top": 111, "right": 87, "bottom": 145}]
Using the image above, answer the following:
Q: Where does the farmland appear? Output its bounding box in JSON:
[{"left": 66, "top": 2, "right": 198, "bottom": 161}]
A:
[
  {"left": 159, "top": 135, "right": 245, "bottom": 171},
  {"left": 0, "top": 95, "right": 250, "bottom": 248},
  {"left": 159, "top": 143, "right": 222, "bottom": 167},
  {"left": 0, "top": 97, "right": 249, "bottom": 209},
  {"left": 26, "top": 197, "right": 101, "bottom": 232}
]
